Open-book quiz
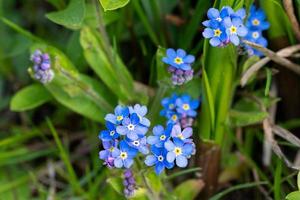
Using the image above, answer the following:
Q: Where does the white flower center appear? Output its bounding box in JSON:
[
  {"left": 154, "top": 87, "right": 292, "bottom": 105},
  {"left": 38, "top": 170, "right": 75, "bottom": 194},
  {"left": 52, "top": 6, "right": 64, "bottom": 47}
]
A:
[
  {"left": 109, "top": 130, "right": 115, "bottom": 136},
  {"left": 230, "top": 25, "right": 237, "bottom": 34},
  {"left": 252, "top": 19, "right": 260, "bottom": 26},
  {"left": 252, "top": 31, "right": 260, "bottom": 39},
  {"left": 120, "top": 152, "right": 128, "bottom": 160},
  {"left": 174, "top": 147, "right": 182, "bottom": 156},
  {"left": 174, "top": 57, "right": 183, "bottom": 64},
  {"left": 158, "top": 155, "right": 164, "bottom": 161},
  {"left": 160, "top": 135, "right": 166, "bottom": 141},
  {"left": 182, "top": 104, "right": 190, "bottom": 111},
  {"left": 127, "top": 124, "right": 135, "bottom": 131},
  {"left": 133, "top": 140, "right": 140, "bottom": 146}
]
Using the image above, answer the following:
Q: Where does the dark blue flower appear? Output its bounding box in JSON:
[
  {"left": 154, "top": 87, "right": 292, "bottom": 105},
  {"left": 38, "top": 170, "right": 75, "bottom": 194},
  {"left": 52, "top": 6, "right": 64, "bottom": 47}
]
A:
[
  {"left": 246, "top": 5, "right": 270, "bottom": 31},
  {"left": 126, "top": 136, "right": 149, "bottom": 155},
  {"left": 129, "top": 104, "right": 150, "bottom": 127},
  {"left": 99, "top": 121, "right": 119, "bottom": 141},
  {"left": 145, "top": 146, "right": 174, "bottom": 174},
  {"left": 176, "top": 94, "right": 200, "bottom": 117},
  {"left": 164, "top": 138, "right": 194, "bottom": 168},
  {"left": 244, "top": 30, "right": 268, "bottom": 57},
  {"left": 116, "top": 113, "right": 148, "bottom": 140},
  {"left": 112, "top": 140, "right": 138, "bottom": 168},
  {"left": 160, "top": 93, "right": 178, "bottom": 117},
  {"left": 162, "top": 48, "right": 195, "bottom": 70},
  {"left": 147, "top": 124, "right": 172, "bottom": 148},
  {"left": 105, "top": 105, "right": 129, "bottom": 125}
]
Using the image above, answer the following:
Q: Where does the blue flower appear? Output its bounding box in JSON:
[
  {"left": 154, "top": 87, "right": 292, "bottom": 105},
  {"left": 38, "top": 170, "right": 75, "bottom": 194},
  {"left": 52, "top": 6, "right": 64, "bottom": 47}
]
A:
[
  {"left": 166, "top": 111, "right": 181, "bottom": 124},
  {"left": 171, "top": 125, "right": 193, "bottom": 142},
  {"left": 145, "top": 146, "right": 174, "bottom": 174},
  {"left": 105, "top": 105, "right": 129, "bottom": 125},
  {"left": 99, "top": 140, "right": 118, "bottom": 168},
  {"left": 244, "top": 30, "right": 268, "bottom": 57},
  {"left": 176, "top": 94, "right": 200, "bottom": 117},
  {"left": 224, "top": 17, "right": 248, "bottom": 46},
  {"left": 116, "top": 113, "right": 148, "bottom": 140},
  {"left": 203, "top": 20, "right": 228, "bottom": 47},
  {"left": 246, "top": 5, "right": 270, "bottom": 31},
  {"left": 99, "top": 121, "right": 119, "bottom": 141},
  {"left": 112, "top": 140, "right": 138, "bottom": 168},
  {"left": 202, "top": 7, "right": 234, "bottom": 26},
  {"left": 129, "top": 104, "right": 150, "bottom": 127},
  {"left": 147, "top": 124, "right": 172, "bottom": 148},
  {"left": 126, "top": 136, "right": 149, "bottom": 155},
  {"left": 164, "top": 138, "right": 194, "bottom": 168},
  {"left": 162, "top": 48, "right": 195, "bottom": 70},
  {"left": 160, "top": 93, "right": 178, "bottom": 117}
]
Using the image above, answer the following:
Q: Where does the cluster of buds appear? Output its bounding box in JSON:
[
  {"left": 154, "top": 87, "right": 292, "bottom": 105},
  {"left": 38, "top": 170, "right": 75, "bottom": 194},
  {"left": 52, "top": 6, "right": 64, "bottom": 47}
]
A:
[
  {"left": 123, "top": 169, "right": 136, "bottom": 198},
  {"left": 30, "top": 50, "right": 54, "bottom": 84},
  {"left": 168, "top": 66, "right": 194, "bottom": 86}
]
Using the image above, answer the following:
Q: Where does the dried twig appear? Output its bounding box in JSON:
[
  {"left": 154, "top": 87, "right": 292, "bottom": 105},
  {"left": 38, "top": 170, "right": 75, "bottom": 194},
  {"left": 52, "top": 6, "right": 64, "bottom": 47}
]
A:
[
  {"left": 241, "top": 43, "right": 300, "bottom": 86},
  {"left": 283, "top": 0, "right": 300, "bottom": 42},
  {"left": 272, "top": 125, "right": 300, "bottom": 148}
]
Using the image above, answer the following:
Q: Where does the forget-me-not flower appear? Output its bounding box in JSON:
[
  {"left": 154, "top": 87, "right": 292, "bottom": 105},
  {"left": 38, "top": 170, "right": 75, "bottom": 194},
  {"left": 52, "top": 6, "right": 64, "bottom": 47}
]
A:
[
  {"left": 145, "top": 146, "right": 174, "bottom": 174},
  {"left": 147, "top": 124, "right": 172, "bottom": 148},
  {"left": 113, "top": 140, "right": 138, "bottom": 168},
  {"left": 99, "top": 121, "right": 119, "bottom": 141},
  {"left": 105, "top": 105, "right": 129, "bottom": 125}
]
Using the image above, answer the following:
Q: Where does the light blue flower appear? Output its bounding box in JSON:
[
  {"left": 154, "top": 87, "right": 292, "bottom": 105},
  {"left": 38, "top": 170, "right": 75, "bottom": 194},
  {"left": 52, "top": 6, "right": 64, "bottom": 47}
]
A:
[
  {"left": 126, "top": 136, "right": 149, "bottom": 155},
  {"left": 99, "top": 140, "right": 118, "bottom": 168},
  {"left": 171, "top": 125, "right": 193, "bottom": 142},
  {"left": 112, "top": 140, "right": 138, "bottom": 168},
  {"left": 202, "top": 20, "right": 228, "bottom": 47},
  {"left": 162, "top": 48, "right": 195, "bottom": 70},
  {"left": 129, "top": 104, "right": 150, "bottom": 127},
  {"left": 246, "top": 5, "right": 270, "bottom": 31},
  {"left": 99, "top": 121, "right": 119, "bottom": 141},
  {"left": 147, "top": 124, "right": 172, "bottom": 148},
  {"left": 116, "top": 113, "right": 148, "bottom": 140},
  {"left": 244, "top": 30, "right": 268, "bottom": 57},
  {"left": 160, "top": 93, "right": 178, "bottom": 117},
  {"left": 105, "top": 105, "right": 129, "bottom": 125},
  {"left": 176, "top": 94, "right": 200, "bottom": 117},
  {"left": 164, "top": 138, "right": 193, "bottom": 168},
  {"left": 224, "top": 17, "right": 248, "bottom": 46},
  {"left": 145, "top": 146, "right": 174, "bottom": 174}
]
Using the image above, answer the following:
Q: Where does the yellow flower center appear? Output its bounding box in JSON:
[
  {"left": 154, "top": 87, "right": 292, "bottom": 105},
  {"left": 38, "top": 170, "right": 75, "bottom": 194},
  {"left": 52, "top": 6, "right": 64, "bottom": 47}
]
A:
[
  {"left": 120, "top": 152, "right": 128, "bottom": 159},
  {"left": 174, "top": 57, "right": 183, "bottom": 64},
  {"left": 230, "top": 26, "right": 237, "bottom": 34},
  {"left": 252, "top": 19, "right": 260, "bottom": 26},
  {"left": 117, "top": 115, "right": 123, "bottom": 121},
  {"left": 109, "top": 147, "right": 114, "bottom": 152},
  {"left": 214, "top": 29, "right": 222, "bottom": 37},
  {"left": 177, "top": 133, "right": 184, "bottom": 140},
  {"left": 171, "top": 114, "right": 178, "bottom": 121},
  {"left": 182, "top": 104, "right": 190, "bottom": 111},
  {"left": 109, "top": 130, "right": 115, "bottom": 136},
  {"left": 160, "top": 135, "right": 166, "bottom": 141},
  {"left": 174, "top": 147, "right": 182, "bottom": 156}
]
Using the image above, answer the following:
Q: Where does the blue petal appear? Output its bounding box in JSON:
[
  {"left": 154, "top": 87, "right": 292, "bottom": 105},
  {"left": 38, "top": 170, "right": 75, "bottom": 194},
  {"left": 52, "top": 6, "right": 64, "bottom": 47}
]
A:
[
  {"left": 207, "top": 8, "right": 219, "bottom": 19},
  {"left": 223, "top": 17, "right": 232, "bottom": 28},
  {"left": 127, "top": 131, "right": 139, "bottom": 140},
  {"left": 155, "top": 162, "right": 165, "bottom": 175},
  {"left": 140, "top": 117, "right": 150, "bottom": 127},
  {"left": 260, "top": 21, "right": 270, "bottom": 30},
  {"left": 235, "top": 8, "right": 246, "bottom": 19},
  {"left": 203, "top": 28, "right": 214, "bottom": 39},
  {"left": 183, "top": 55, "right": 195, "bottom": 64},
  {"left": 166, "top": 48, "right": 176, "bottom": 58},
  {"left": 153, "top": 125, "right": 164, "bottom": 136},
  {"left": 164, "top": 140, "right": 175, "bottom": 151},
  {"left": 176, "top": 155, "right": 188, "bottom": 167},
  {"left": 180, "top": 64, "right": 192, "bottom": 70},
  {"left": 166, "top": 152, "right": 176, "bottom": 163},
  {"left": 112, "top": 148, "right": 120, "bottom": 157},
  {"left": 202, "top": 20, "right": 210, "bottom": 27},
  {"left": 114, "top": 158, "right": 123, "bottom": 168},
  {"left": 182, "top": 143, "right": 193, "bottom": 156},
  {"left": 182, "top": 127, "right": 192, "bottom": 139},
  {"left": 190, "top": 99, "right": 200, "bottom": 109},
  {"left": 145, "top": 155, "right": 157, "bottom": 166},
  {"left": 164, "top": 160, "right": 174, "bottom": 169},
  {"left": 237, "top": 26, "right": 248, "bottom": 37},
  {"left": 135, "top": 126, "right": 148, "bottom": 135},
  {"left": 130, "top": 113, "right": 140, "bottom": 125},
  {"left": 173, "top": 138, "right": 184, "bottom": 147},
  {"left": 230, "top": 35, "right": 240, "bottom": 46},
  {"left": 116, "top": 126, "right": 128, "bottom": 135},
  {"left": 100, "top": 130, "right": 111, "bottom": 140},
  {"left": 124, "top": 159, "right": 134, "bottom": 168},
  {"left": 147, "top": 136, "right": 159, "bottom": 145},
  {"left": 104, "top": 114, "right": 116, "bottom": 124},
  {"left": 99, "top": 150, "right": 109, "bottom": 159},
  {"left": 176, "top": 49, "right": 186, "bottom": 57},
  {"left": 151, "top": 146, "right": 162, "bottom": 156},
  {"left": 210, "top": 37, "right": 221, "bottom": 47}
]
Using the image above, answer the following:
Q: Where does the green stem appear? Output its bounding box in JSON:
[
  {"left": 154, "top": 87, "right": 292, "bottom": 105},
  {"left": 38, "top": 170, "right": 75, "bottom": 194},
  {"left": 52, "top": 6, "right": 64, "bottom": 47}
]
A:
[{"left": 164, "top": 167, "right": 201, "bottom": 181}]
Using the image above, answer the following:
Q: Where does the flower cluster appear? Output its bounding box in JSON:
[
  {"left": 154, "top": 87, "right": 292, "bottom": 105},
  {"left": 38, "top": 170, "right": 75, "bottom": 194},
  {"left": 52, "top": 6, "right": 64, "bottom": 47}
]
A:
[
  {"left": 243, "top": 5, "right": 270, "bottom": 57},
  {"left": 123, "top": 169, "right": 136, "bottom": 198},
  {"left": 202, "top": 6, "right": 248, "bottom": 47},
  {"left": 30, "top": 50, "right": 54, "bottom": 84},
  {"left": 160, "top": 93, "right": 200, "bottom": 128},
  {"left": 162, "top": 48, "right": 195, "bottom": 85},
  {"left": 98, "top": 104, "right": 150, "bottom": 169},
  {"left": 145, "top": 124, "right": 195, "bottom": 174}
]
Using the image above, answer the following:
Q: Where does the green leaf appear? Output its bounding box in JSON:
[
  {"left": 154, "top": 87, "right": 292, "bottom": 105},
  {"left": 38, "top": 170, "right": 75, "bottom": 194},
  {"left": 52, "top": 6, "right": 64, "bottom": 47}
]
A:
[
  {"left": 99, "top": 0, "right": 130, "bottom": 11},
  {"left": 298, "top": 171, "right": 300, "bottom": 190},
  {"left": 174, "top": 179, "right": 204, "bottom": 200},
  {"left": 10, "top": 84, "right": 52, "bottom": 111},
  {"left": 46, "top": 0, "right": 86, "bottom": 29},
  {"left": 286, "top": 191, "right": 300, "bottom": 200},
  {"left": 229, "top": 110, "right": 268, "bottom": 127},
  {"left": 106, "top": 177, "right": 123, "bottom": 194}
]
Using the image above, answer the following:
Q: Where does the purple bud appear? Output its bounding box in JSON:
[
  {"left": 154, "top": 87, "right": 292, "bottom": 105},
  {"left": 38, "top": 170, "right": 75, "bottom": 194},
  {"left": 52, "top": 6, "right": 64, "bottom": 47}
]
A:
[
  {"left": 175, "top": 69, "right": 184, "bottom": 75},
  {"left": 41, "top": 63, "right": 50, "bottom": 70},
  {"left": 168, "top": 66, "right": 176, "bottom": 73}
]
